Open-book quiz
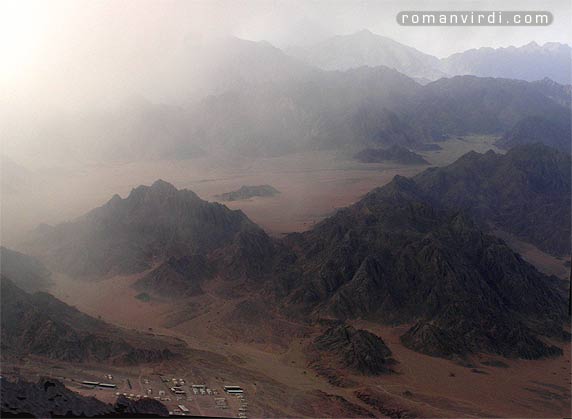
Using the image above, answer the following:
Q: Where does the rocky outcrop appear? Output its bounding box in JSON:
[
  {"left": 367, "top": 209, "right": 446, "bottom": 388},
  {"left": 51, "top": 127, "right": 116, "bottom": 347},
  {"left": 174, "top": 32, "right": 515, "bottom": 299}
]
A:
[
  {"left": 314, "top": 324, "right": 396, "bottom": 375},
  {"left": 216, "top": 185, "right": 280, "bottom": 201}
]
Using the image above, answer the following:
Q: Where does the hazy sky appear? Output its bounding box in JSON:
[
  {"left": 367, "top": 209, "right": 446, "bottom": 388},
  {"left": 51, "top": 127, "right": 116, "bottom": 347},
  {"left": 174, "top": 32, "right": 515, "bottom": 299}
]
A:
[{"left": 1, "top": 0, "right": 570, "bottom": 112}]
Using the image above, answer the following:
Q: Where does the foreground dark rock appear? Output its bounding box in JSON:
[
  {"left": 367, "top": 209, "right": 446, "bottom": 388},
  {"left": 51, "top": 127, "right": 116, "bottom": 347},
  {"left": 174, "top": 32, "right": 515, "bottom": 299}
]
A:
[
  {"left": 0, "top": 277, "right": 177, "bottom": 364},
  {"left": 0, "top": 377, "right": 169, "bottom": 418}
]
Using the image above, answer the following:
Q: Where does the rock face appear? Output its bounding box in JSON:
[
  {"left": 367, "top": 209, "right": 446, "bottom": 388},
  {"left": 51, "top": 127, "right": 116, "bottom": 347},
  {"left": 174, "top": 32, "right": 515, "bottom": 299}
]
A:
[
  {"left": 314, "top": 324, "right": 395, "bottom": 375},
  {"left": 274, "top": 167, "right": 568, "bottom": 359},
  {"left": 0, "top": 377, "right": 169, "bottom": 418},
  {"left": 133, "top": 254, "right": 211, "bottom": 298},
  {"left": 412, "top": 144, "right": 571, "bottom": 256},
  {"left": 0, "top": 277, "right": 176, "bottom": 364},
  {"left": 27, "top": 179, "right": 272, "bottom": 277},
  {"left": 216, "top": 184, "right": 281, "bottom": 201},
  {"left": 0, "top": 246, "right": 52, "bottom": 292},
  {"left": 495, "top": 116, "right": 571, "bottom": 153},
  {"left": 354, "top": 145, "right": 429, "bottom": 165}
]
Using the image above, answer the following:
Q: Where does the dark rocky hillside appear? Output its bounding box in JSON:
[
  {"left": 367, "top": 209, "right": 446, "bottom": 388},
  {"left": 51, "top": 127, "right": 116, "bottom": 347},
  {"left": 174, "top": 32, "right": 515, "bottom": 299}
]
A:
[
  {"left": 1, "top": 377, "right": 169, "bottom": 418},
  {"left": 133, "top": 254, "right": 212, "bottom": 298},
  {"left": 404, "top": 76, "right": 570, "bottom": 139},
  {"left": 26, "top": 180, "right": 273, "bottom": 277},
  {"left": 495, "top": 116, "right": 571, "bottom": 153},
  {"left": 189, "top": 66, "right": 427, "bottom": 155},
  {"left": 354, "top": 145, "right": 429, "bottom": 165},
  {"left": 273, "top": 171, "right": 568, "bottom": 359},
  {"left": 216, "top": 184, "right": 280, "bottom": 201},
  {"left": 412, "top": 144, "right": 571, "bottom": 256},
  {"left": 0, "top": 246, "right": 52, "bottom": 292},
  {"left": 314, "top": 324, "right": 396, "bottom": 375},
  {"left": 0, "top": 277, "right": 177, "bottom": 364}
]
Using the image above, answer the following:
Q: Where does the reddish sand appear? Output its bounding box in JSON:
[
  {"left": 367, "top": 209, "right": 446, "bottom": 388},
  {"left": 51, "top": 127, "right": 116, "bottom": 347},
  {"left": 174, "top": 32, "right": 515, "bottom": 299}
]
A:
[{"left": 44, "top": 273, "right": 572, "bottom": 418}]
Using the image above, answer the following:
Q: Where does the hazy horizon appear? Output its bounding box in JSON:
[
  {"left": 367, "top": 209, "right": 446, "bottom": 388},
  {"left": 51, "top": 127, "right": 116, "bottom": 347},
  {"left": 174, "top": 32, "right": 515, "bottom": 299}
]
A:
[{"left": 2, "top": 0, "right": 570, "bottom": 115}]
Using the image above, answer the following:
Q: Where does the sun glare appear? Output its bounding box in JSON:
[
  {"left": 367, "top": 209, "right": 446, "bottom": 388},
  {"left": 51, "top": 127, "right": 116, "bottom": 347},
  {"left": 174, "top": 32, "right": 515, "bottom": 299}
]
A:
[{"left": 0, "top": 1, "right": 52, "bottom": 82}]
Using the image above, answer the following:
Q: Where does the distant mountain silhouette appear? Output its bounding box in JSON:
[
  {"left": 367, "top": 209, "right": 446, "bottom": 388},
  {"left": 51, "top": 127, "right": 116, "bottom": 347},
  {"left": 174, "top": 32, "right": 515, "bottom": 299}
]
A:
[
  {"left": 286, "top": 29, "right": 445, "bottom": 80},
  {"left": 289, "top": 32, "right": 572, "bottom": 84},
  {"left": 442, "top": 42, "right": 572, "bottom": 84},
  {"left": 188, "top": 70, "right": 570, "bottom": 154}
]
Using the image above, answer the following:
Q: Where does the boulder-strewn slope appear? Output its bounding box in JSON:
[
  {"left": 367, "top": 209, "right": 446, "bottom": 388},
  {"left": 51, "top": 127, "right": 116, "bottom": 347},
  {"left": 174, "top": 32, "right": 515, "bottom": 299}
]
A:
[
  {"left": 0, "top": 277, "right": 177, "bottom": 364},
  {"left": 26, "top": 179, "right": 273, "bottom": 278},
  {"left": 273, "top": 167, "right": 568, "bottom": 359}
]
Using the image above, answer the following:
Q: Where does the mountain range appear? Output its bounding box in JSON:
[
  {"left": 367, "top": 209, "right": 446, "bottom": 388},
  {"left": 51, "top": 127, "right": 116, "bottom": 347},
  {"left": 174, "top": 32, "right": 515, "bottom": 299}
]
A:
[
  {"left": 187, "top": 68, "right": 570, "bottom": 156},
  {"left": 11, "top": 32, "right": 570, "bottom": 163},
  {"left": 25, "top": 144, "right": 570, "bottom": 360},
  {"left": 273, "top": 157, "right": 568, "bottom": 359},
  {"left": 289, "top": 31, "right": 572, "bottom": 84},
  {"left": 411, "top": 144, "right": 571, "bottom": 256}
]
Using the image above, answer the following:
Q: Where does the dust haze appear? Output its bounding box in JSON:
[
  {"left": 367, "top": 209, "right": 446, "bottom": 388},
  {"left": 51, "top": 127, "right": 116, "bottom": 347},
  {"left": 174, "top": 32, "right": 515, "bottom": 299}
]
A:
[{"left": 1, "top": 0, "right": 570, "bottom": 243}]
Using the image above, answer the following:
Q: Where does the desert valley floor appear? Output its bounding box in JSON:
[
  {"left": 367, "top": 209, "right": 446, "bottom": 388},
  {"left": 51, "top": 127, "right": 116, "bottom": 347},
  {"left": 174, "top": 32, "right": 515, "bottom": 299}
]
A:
[{"left": 2, "top": 136, "right": 570, "bottom": 418}]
